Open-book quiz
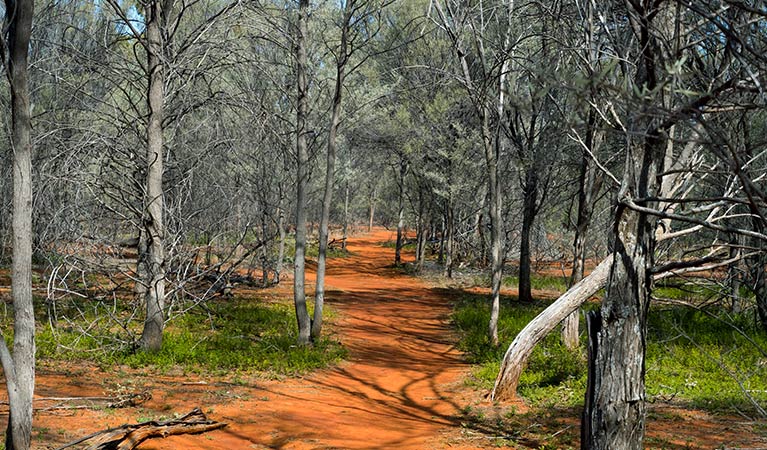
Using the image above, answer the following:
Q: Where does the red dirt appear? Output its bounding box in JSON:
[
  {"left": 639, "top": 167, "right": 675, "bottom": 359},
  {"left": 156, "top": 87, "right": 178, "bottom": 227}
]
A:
[{"left": 3, "top": 228, "right": 766, "bottom": 449}]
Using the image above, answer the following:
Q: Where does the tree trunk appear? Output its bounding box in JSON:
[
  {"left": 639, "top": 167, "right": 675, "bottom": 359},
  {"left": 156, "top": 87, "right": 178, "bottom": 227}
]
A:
[
  {"left": 749, "top": 218, "right": 767, "bottom": 331},
  {"left": 492, "top": 255, "right": 612, "bottom": 401},
  {"left": 313, "top": 10, "right": 348, "bottom": 341},
  {"left": 484, "top": 121, "right": 504, "bottom": 347},
  {"left": 139, "top": 0, "right": 169, "bottom": 352},
  {"left": 475, "top": 187, "right": 487, "bottom": 266},
  {"left": 260, "top": 209, "right": 269, "bottom": 286},
  {"left": 293, "top": 0, "right": 311, "bottom": 346},
  {"left": 274, "top": 202, "right": 286, "bottom": 284},
  {"left": 415, "top": 187, "right": 425, "bottom": 271},
  {"left": 133, "top": 230, "right": 149, "bottom": 298},
  {"left": 563, "top": 117, "right": 604, "bottom": 349},
  {"left": 368, "top": 184, "right": 377, "bottom": 232},
  {"left": 728, "top": 233, "right": 743, "bottom": 314},
  {"left": 582, "top": 4, "right": 663, "bottom": 442},
  {"left": 518, "top": 168, "right": 538, "bottom": 303},
  {"left": 342, "top": 182, "right": 349, "bottom": 250},
  {"left": 1, "top": 0, "right": 36, "bottom": 447},
  {"left": 443, "top": 202, "right": 454, "bottom": 278},
  {"left": 395, "top": 156, "right": 406, "bottom": 265}
]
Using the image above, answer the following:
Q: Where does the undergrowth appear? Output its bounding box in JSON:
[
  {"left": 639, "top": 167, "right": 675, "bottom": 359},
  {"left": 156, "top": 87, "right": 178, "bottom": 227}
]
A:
[
  {"left": 452, "top": 281, "right": 767, "bottom": 415},
  {"left": 35, "top": 297, "right": 346, "bottom": 376}
]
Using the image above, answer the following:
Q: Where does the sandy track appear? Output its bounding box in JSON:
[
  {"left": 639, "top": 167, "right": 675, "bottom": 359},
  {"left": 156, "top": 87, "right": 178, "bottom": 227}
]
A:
[{"left": 28, "top": 229, "right": 476, "bottom": 449}]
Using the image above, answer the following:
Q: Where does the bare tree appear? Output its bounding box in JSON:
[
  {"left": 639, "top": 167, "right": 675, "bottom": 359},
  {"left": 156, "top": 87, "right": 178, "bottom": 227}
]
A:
[
  {"left": 293, "top": 0, "right": 312, "bottom": 346},
  {"left": 0, "top": 0, "right": 36, "bottom": 447}
]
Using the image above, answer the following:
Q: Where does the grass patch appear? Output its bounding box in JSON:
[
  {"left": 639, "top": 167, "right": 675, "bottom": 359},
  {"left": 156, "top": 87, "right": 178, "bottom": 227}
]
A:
[
  {"left": 381, "top": 240, "right": 416, "bottom": 251},
  {"left": 452, "top": 291, "right": 767, "bottom": 414},
  {"left": 452, "top": 294, "right": 587, "bottom": 407},
  {"left": 36, "top": 297, "right": 346, "bottom": 376},
  {"left": 502, "top": 274, "right": 569, "bottom": 293}
]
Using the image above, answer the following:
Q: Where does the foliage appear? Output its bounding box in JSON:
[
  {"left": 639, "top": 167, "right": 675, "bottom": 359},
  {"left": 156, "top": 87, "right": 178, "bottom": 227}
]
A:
[
  {"left": 36, "top": 297, "right": 346, "bottom": 375},
  {"left": 452, "top": 283, "right": 767, "bottom": 415}
]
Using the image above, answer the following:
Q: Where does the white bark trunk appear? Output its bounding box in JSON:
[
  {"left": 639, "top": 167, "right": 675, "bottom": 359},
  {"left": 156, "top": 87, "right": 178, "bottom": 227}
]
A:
[
  {"left": 492, "top": 255, "right": 613, "bottom": 401},
  {"left": 139, "top": 0, "right": 169, "bottom": 352}
]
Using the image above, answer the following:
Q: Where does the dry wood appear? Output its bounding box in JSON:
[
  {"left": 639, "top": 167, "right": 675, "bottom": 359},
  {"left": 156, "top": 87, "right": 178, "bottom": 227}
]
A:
[
  {"left": 0, "top": 391, "right": 152, "bottom": 412},
  {"left": 491, "top": 255, "right": 613, "bottom": 401},
  {"left": 55, "top": 407, "right": 226, "bottom": 450}
]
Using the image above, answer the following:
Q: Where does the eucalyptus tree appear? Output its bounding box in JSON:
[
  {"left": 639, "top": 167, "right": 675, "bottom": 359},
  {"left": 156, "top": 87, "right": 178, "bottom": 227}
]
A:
[
  {"left": 0, "top": 0, "right": 36, "bottom": 447},
  {"left": 313, "top": 0, "right": 391, "bottom": 340},
  {"left": 569, "top": 0, "right": 767, "bottom": 446},
  {"left": 431, "top": 0, "right": 512, "bottom": 345}
]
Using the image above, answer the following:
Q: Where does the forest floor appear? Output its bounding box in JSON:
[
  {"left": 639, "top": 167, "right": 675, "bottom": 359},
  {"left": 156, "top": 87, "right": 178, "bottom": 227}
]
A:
[{"left": 14, "top": 228, "right": 767, "bottom": 449}]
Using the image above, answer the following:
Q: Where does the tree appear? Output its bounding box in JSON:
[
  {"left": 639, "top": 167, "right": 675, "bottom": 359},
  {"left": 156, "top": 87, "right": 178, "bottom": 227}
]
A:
[
  {"left": 432, "top": 0, "right": 509, "bottom": 346},
  {"left": 293, "top": 0, "right": 312, "bottom": 346},
  {"left": 313, "top": 0, "right": 387, "bottom": 340},
  {"left": 0, "top": 0, "right": 36, "bottom": 447},
  {"left": 136, "top": 0, "right": 172, "bottom": 352}
]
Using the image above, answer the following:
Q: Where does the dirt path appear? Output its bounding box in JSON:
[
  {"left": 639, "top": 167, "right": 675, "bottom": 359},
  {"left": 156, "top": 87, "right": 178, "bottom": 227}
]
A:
[{"left": 30, "top": 228, "right": 476, "bottom": 449}]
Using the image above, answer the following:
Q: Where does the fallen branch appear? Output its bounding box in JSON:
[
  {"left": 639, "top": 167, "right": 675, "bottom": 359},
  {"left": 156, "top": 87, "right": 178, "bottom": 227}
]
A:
[
  {"left": 55, "top": 407, "right": 226, "bottom": 450},
  {"left": 0, "top": 391, "right": 152, "bottom": 411}
]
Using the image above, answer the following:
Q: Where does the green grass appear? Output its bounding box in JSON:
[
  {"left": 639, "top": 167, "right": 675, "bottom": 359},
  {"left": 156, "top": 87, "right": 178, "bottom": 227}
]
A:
[
  {"left": 502, "top": 274, "right": 570, "bottom": 293},
  {"left": 452, "top": 294, "right": 587, "bottom": 407},
  {"left": 36, "top": 297, "right": 346, "bottom": 376},
  {"left": 381, "top": 240, "right": 416, "bottom": 250},
  {"left": 452, "top": 291, "right": 767, "bottom": 414}
]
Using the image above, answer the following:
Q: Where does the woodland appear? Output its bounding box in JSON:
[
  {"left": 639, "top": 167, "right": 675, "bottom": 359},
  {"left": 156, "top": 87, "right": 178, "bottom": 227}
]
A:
[{"left": 0, "top": 0, "right": 766, "bottom": 449}]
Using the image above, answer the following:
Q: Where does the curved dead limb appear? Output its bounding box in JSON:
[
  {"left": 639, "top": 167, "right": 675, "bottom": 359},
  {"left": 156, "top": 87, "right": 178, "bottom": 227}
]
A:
[{"left": 491, "top": 255, "right": 613, "bottom": 401}]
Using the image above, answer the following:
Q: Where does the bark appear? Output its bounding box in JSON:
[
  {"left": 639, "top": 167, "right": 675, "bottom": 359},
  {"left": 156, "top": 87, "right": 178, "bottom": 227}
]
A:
[
  {"left": 368, "top": 184, "right": 377, "bottom": 232},
  {"left": 415, "top": 187, "right": 426, "bottom": 271},
  {"left": 313, "top": 3, "right": 349, "bottom": 341},
  {"left": 485, "top": 122, "right": 503, "bottom": 347},
  {"left": 492, "top": 255, "right": 612, "bottom": 401},
  {"left": 293, "top": 0, "right": 311, "bottom": 346},
  {"left": 260, "top": 209, "right": 269, "bottom": 286},
  {"left": 582, "top": 4, "right": 663, "bottom": 443},
  {"left": 518, "top": 168, "right": 538, "bottom": 303},
  {"left": 1, "top": 0, "right": 36, "bottom": 447},
  {"left": 475, "top": 187, "right": 487, "bottom": 266},
  {"left": 583, "top": 198, "right": 655, "bottom": 450},
  {"left": 443, "top": 202, "right": 454, "bottom": 278},
  {"left": 749, "top": 218, "right": 767, "bottom": 331},
  {"left": 342, "top": 183, "right": 349, "bottom": 250},
  {"left": 274, "top": 196, "right": 286, "bottom": 284},
  {"left": 395, "top": 156, "right": 407, "bottom": 265},
  {"left": 563, "top": 116, "right": 604, "bottom": 349},
  {"left": 133, "top": 230, "right": 148, "bottom": 298},
  {"left": 139, "top": 0, "right": 170, "bottom": 352},
  {"left": 728, "top": 234, "right": 744, "bottom": 314}
]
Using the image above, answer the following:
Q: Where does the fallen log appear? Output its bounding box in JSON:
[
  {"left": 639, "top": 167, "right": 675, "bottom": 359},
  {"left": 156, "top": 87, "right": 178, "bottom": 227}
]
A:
[
  {"left": 55, "top": 407, "right": 227, "bottom": 450},
  {"left": 0, "top": 391, "right": 151, "bottom": 412}
]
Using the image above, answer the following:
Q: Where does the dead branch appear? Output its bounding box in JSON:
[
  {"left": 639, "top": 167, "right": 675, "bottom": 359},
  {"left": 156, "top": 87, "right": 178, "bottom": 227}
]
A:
[{"left": 54, "top": 407, "right": 226, "bottom": 450}]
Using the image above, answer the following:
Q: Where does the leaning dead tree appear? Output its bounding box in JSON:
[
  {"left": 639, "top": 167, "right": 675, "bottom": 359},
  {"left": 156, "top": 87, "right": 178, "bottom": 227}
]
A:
[{"left": 492, "top": 255, "right": 612, "bottom": 401}]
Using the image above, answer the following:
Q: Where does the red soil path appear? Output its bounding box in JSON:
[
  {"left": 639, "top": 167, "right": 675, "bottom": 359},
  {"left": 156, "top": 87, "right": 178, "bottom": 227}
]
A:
[
  {"left": 6, "top": 228, "right": 766, "bottom": 449},
  {"left": 26, "top": 228, "right": 481, "bottom": 449}
]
